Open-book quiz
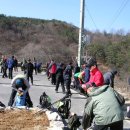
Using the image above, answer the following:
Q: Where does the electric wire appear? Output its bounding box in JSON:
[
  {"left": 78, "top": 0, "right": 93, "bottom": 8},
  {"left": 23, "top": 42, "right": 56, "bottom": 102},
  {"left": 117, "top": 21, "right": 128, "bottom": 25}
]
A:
[
  {"left": 86, "top": 6, "right": 98, "bottom": 30},
  {"left": 108, "top": 0, "right": 129, "bottom": 31}
]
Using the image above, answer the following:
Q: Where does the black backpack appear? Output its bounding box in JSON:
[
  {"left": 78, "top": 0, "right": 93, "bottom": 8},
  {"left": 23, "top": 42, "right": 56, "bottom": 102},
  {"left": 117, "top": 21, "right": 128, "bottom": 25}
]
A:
[
  {"left": 57, "top": 98, "right": 71, "bottom": 119},
  {"left": 68, "top": 113, "right": 81, "bottom": 130},
  {"left": 39, "top": 92, "right": 51, "bottom": 109}
]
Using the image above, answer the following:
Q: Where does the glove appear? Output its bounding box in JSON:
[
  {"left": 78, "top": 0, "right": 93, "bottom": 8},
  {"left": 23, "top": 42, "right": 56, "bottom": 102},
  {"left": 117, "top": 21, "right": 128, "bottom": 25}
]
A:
[
  {"left": 86, "top": 84, "right": 91, "bottom": 89},
  {"left": 81, "top": 84, "right": 87, "bottom": 92},
  {"left": 91, "top": 82, "right": 97, "bottom": 87}
]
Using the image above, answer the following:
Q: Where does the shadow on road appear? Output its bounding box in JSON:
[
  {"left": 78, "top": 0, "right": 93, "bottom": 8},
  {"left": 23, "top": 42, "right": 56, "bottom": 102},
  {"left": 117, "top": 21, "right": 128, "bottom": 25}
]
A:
[
  {"left": 71, "top": 96, "right": 87, "bottom": 99},
  {"left": 33, "top": 84, "right": 55, "bottom": 87},
  {"left": 0, "top": 82, "right": 10, "bottom": 85}
]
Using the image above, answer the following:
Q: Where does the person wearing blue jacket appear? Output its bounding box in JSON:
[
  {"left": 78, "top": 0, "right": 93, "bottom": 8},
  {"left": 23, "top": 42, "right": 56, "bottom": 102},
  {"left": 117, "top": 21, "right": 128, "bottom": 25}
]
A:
[
  {"left": 84, "top": 64, "right": 90, "bottom": 83},
  {"left": 7, "top": 56, "right": 15, "bottom": 79}
]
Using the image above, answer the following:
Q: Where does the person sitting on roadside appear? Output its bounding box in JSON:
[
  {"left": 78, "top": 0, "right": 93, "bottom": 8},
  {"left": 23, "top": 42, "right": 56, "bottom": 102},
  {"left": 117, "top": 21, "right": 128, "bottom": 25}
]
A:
[
  {"left": 73, "top": 71, "right": 85, "bottom": 90},
  {"left": 82, "top": 85, "right": 124, "bottom": 130},
  {"left": 81, "top": 57, "right": 104, "bottom": 92},
  {"left": 8, "top": 74, "right": 33, "bottom": 107},
  {"left": 103, "top": 69, "right": 118, "bottom": 88}
]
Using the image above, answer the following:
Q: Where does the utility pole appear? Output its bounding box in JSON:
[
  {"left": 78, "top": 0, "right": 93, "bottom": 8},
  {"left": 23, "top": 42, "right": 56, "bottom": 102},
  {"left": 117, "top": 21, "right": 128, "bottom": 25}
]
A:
[{"left": 77, "top": 0, "right": 85, "bottom": 67}]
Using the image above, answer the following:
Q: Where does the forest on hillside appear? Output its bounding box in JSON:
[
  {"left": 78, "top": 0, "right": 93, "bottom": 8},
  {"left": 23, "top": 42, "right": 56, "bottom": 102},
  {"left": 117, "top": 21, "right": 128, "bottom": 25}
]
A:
[{"left": 0, "top": 14, "right": 130, "bottom": 79}]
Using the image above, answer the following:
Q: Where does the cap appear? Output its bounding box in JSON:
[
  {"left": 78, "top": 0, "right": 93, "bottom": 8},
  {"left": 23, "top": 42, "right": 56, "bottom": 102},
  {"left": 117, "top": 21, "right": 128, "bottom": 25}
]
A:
[
  {"left": 112, "top": 69, "right": 117, "bottom": 75},
  {"left": 28, "top": 59, "right": 31, "bottom": 62},
  {"left": 87, "top": 58, "right": 97, "bottom": 67},
  {"left": 15, "top": 79, "right": 23, "bottom": 87}
]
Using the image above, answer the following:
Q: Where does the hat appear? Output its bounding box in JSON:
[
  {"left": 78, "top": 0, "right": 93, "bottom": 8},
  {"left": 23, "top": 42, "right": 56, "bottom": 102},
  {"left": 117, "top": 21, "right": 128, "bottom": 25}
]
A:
[
  {"left": 15, "top": 79, "right": 23, "bottom": 87},
  {"left": 28, "top": 59, "right": 31, "bottom": 62},
  {"left": 87, "top": 58, "right": 97, "bottom": 67},
  {"left": 111, "top": 69, "right": 117, "bottom": 75}
]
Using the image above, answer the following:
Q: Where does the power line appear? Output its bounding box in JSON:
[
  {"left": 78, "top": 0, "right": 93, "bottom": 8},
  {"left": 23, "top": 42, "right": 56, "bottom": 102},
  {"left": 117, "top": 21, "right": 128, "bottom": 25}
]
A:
[
  {"left": 108, "top": 0, "right": 129, "bottom": 31},
  {"left": 86, "top": 6, "right": 98, "bottom": 30}
]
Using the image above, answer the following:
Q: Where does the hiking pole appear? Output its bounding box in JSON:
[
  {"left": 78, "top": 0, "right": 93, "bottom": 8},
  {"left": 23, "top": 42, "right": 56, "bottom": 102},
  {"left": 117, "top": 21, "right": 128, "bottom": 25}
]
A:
[
  {"left": 34, "top": 94, "right": 71, "bottom": 115},
  {"left": 48, "top": 94, "right": 70, "bottom": 108}
]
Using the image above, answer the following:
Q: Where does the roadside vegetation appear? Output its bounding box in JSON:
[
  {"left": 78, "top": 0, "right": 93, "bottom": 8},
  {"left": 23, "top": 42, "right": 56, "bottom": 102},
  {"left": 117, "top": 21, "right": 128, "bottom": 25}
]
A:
[{"left": 0, "top": 14, "right": 130, "bottom": 80}]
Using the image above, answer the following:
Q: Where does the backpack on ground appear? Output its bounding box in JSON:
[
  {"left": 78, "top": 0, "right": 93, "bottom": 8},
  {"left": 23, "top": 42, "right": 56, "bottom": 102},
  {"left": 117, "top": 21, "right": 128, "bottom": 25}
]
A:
[
  {"left": 68, "top": 113, "right": 81, "bottom": 130},
  {"left": 57, "top": 98, "right": 71, "bottom": 119},
  {"left": 39, "top": 92, "right": 51, "bottom": 109}
]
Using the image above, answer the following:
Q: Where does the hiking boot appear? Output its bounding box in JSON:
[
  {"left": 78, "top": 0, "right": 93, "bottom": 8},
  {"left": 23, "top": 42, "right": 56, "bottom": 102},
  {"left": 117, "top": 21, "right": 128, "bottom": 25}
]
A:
[
  {"left": 55, "top": 89, "right": 58, "bottom": 93},
  {"left": 62, "top": 91, "right": 66, "bottom": 94}
]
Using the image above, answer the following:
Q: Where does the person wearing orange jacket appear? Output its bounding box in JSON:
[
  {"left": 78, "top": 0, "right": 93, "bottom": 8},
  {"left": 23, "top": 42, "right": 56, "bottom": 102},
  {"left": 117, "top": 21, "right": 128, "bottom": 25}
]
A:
[{"left": 82, "top": 58, "right": 104, "bottom": 92}]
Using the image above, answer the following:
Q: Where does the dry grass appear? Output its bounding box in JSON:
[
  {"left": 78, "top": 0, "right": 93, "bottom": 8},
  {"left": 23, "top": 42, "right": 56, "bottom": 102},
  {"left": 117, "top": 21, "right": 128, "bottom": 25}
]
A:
[{"left": 0, "top": 109, "right": 49, "bottom": 130}]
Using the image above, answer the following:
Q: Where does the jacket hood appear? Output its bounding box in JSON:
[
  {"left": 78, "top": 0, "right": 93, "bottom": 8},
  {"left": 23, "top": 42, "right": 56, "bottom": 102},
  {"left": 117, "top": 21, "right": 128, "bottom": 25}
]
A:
[
  {"left": 66, "top": 65, "right": 72, "bottom": 69},
  {"left": 87, "top": 85, "right": 109, "bottom": 96}
]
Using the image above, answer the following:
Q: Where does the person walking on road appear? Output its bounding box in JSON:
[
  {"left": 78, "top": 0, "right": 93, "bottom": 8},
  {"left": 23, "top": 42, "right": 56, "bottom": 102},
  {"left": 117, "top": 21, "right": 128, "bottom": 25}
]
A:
[
  {"left": 14, "top": 56, "right": 18, "bottom": 72},
  {"left": 64, "top": 62, "right": 73, "bottom": 95},
  {"left": 48, "top": 60, "right": 57, "bottom": 85},
  {"left": 2, "top": 58, "right": 8, "bottom": 78},
  {"left": 8, "top": 74, "right": 33, "bottom": 107},
  {"left": 26, "top": 59, "right": 34, "bottom": 85},
  {"left": 55, "top": 63, "right": 65, "bottom": 93},
  {"left": 7, "top": 56, "right": 15, "bottom": 79}
]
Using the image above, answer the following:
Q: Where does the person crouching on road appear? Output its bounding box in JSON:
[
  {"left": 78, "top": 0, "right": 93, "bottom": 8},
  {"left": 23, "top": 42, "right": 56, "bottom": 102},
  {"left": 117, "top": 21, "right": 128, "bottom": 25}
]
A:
[
  {"left": 82, "top": 85, "right": 124, "bottom": 130},
  {"left": 8, "top": 74, "right": 33, "bottom": 107}
]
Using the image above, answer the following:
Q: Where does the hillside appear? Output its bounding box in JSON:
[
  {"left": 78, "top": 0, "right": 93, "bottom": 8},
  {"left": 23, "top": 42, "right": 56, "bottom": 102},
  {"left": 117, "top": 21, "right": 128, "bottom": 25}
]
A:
[
  {"left": 0, "top": 14, "right": 79, "bottom": 63},
  {"left": 1, "top": 14, "right": 130, "bottom": 78},
  {"left": 0, "top": 15, "right": 130, "bottom": 122}
]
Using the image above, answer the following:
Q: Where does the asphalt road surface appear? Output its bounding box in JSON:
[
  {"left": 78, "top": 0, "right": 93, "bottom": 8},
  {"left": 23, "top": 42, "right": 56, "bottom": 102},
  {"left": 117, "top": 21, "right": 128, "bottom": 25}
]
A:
[{"left": 0, "top": 69, "right": 130, "bottom": 130}]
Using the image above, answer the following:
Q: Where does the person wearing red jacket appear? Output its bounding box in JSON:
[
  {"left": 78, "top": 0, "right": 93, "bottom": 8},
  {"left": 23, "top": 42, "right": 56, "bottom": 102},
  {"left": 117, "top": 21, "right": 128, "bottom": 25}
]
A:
[
  {"left": 82, "top": 57, "right": 104, "bottom": 92},
  {"left": 49, "top": 60, "right": 57, "bottom": 85}
]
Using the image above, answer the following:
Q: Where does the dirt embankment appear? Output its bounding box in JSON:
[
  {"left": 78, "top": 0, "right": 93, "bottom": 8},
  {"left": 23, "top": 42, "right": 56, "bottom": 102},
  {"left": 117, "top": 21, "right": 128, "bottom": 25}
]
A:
[{"left": 0, "top": 109, "right": 49, "bottom": 130}]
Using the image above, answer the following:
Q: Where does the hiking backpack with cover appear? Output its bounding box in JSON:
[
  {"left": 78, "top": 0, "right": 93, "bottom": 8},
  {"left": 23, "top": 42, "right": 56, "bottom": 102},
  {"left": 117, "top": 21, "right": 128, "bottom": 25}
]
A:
[
  {"left": 39, "top": 92, "right": 51, "bottom": 109},
  {"left": 57, "top": 98, "right": 71, "bottom": 119}
]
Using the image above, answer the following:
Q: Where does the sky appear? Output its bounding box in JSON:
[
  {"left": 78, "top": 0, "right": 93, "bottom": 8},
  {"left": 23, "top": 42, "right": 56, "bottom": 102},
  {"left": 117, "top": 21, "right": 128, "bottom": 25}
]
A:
[{"left": 0, "top": 0, "right": 130, "bottom": 33}]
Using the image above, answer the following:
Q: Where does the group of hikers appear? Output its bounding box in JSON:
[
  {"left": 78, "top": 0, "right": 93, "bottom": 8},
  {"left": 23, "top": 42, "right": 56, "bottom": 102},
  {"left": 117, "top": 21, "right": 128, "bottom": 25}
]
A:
[
  {"left": 0, "top": 55, "right": 18, "bottom": 79},
  {"left": 0, "top": 55, "right": 42, "bottom": 85},
  {"left": 46, "top": 58, "right": 126, "bottom": 130},
  {"left": 0, "top": 55, "right": 128, "bottom": 130}
]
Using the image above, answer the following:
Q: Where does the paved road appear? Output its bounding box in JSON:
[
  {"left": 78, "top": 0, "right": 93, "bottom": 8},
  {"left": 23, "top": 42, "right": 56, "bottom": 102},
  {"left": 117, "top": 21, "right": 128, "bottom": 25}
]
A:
[{"left": 0, "top": 70, "right": 130, "bottom": 130}]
